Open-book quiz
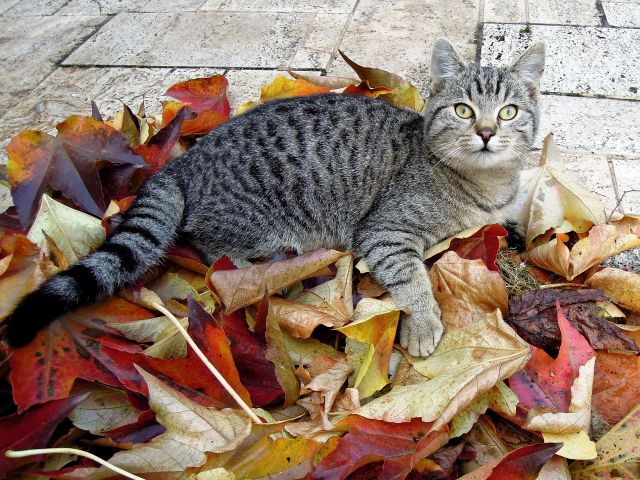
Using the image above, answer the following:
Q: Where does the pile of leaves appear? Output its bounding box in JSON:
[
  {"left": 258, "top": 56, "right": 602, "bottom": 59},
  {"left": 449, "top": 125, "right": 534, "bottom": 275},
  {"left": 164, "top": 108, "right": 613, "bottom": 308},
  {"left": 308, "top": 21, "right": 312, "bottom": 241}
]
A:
[{"left": 0, "top": 52, "right": 639, "bottom": 480}]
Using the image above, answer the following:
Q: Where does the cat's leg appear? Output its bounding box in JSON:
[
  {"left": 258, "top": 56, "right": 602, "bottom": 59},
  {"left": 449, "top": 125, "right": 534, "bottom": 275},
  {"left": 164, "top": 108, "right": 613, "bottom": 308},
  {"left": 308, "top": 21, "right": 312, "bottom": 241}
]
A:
[{"left": 355, "top": 233, "right": 443, "bottom": 356}]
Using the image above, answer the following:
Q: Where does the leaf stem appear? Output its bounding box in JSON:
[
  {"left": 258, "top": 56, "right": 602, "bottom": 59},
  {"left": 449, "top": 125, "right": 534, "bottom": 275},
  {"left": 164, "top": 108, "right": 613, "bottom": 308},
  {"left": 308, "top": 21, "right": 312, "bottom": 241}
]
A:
[
  {"left": 149, "top": 301, "right": 263, "bottom": 424},
  {"left": 5, "top": 448, "right": 144, "bottom": 480}
]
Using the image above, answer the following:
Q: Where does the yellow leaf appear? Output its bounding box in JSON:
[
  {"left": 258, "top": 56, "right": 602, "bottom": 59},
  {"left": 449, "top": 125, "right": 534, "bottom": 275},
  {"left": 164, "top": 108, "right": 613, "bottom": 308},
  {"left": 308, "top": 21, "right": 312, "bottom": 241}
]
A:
[
  {"left": 357, "top": 310, "right": 530, "bottom": 429},
  {"left": 337, "top": 298, "right": 400, "bottom": 399},
  {"left": 27, "top": 194, "right": 105, "bottom": 264},
  {"left": 266, "top": 299, "right": 300, "bottom": 407},
  {"left": 586, "top": 267, "right": 640, "bottom": 313},
  {"left": 234, "top": 100, "right": 258, "bottom": 116},
  {"left": 260, "top": 75, "right": 330, "bottom": 102},
  {"left": 570, "top": 402, "right": 640, "bottom": 479},
  {"left": 522, "top": 134, "right": 606, "bottom": 249},
  {"left": 110, "top": 315, "right": 188, "bottom": 359},
  {"left": 543, "top": 431, "right": 596, "bottom": 461},
  {"left": 68, "top": 383, "right": 140, "bottom": 434},
  {"left": 430, "top": 251, "right": 508, "bottom": 330}
]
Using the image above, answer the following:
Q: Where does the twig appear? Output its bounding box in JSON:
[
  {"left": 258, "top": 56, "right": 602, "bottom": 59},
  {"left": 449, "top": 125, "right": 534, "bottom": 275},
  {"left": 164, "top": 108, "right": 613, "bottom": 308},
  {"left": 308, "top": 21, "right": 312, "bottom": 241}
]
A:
[
  {"left": 539, "top": 283, "right": 584, "bottom": 289},
  {"left": 149, "top": 301, "right": 263, "bottom": 424},
  {"left": 606, "top": 189, "right": 640, "bottom": 223},
  {"left": 5, "top": 448, "right": 144, "bottom": 480}
]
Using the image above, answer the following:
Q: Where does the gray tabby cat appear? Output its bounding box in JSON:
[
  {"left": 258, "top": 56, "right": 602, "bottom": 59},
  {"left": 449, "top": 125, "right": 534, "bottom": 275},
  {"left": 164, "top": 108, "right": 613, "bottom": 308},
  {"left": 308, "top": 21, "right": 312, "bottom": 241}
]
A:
[{"left": 5, "top": 39, "right": 545, "bottom": 356}]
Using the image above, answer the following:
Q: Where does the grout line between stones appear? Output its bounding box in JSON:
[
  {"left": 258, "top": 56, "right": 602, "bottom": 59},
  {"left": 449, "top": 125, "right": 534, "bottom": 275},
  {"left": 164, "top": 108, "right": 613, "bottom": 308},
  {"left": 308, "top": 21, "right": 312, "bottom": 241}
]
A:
[
  {"left": 325, "top": 0, "right": 360, "bottom": 75},
  {"left": 482, "top": 20, "right": 639, "bottom": 29},
  {"left": 540, "top": 91, "right": 640, "bottom": 103}
]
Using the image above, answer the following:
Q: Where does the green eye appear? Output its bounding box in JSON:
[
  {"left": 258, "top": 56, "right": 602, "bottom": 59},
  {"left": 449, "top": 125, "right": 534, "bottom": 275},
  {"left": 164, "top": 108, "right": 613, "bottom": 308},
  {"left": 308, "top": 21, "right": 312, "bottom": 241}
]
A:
[
  {"left": 454, "top": 103, "right": 474, "bottom": 119},
  {"left": 498, "top": 105, "right": 518, "bottom": 120}
]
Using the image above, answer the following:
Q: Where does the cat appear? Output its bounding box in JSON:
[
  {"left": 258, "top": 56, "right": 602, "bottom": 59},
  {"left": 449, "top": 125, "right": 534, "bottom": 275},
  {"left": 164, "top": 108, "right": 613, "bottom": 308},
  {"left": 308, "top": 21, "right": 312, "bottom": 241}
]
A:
[{"left": 5, "top": 38, "right": 545, "bottom": 357}]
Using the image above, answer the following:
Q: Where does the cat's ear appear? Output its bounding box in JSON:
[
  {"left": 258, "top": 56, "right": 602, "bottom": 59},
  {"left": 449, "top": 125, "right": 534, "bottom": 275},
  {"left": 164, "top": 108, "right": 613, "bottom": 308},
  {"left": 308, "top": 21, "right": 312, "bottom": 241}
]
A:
[
  {"left": 430, "top": 38, "right": 466, "bottom": 86},
  {"left": 509, "top": 42, "right": 546, "bottom": 93}
]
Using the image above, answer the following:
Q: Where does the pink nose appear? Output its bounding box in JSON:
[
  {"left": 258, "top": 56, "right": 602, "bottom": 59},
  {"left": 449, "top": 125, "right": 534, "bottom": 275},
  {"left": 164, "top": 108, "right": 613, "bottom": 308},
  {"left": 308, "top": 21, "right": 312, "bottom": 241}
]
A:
[{"left": 477, "top": 128, "right": 495, "bottom": 145}]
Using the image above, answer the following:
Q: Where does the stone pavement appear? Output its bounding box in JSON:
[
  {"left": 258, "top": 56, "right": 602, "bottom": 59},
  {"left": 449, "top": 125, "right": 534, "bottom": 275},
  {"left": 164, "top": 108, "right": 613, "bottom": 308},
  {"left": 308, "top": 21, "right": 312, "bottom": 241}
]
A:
[{"left": 0, "top": 0, "right": 638, "bottom": 214}]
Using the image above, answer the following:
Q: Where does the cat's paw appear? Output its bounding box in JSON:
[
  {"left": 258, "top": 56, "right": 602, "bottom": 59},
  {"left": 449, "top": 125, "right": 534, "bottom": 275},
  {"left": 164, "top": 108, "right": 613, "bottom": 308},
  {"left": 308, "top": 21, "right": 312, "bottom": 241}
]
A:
[{"left": 399, "top": 303, "right": 444, "bottom": 357}]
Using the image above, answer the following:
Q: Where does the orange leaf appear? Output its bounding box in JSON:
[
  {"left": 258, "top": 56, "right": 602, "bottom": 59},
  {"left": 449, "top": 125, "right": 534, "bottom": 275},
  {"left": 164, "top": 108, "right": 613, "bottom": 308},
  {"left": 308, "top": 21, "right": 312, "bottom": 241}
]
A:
[
  {"left": 343, "top": 80, "right": 393, "bottom": 98},
  {"left": 260, "top": 75, "right": 331, "bottom": 102}
]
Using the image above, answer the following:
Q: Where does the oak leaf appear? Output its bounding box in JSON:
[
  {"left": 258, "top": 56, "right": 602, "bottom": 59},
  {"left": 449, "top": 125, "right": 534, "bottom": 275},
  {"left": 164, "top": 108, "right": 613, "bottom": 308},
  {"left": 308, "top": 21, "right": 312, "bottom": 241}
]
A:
[{"left": 6, "top": 115, "right": 145, "bottom": 227}]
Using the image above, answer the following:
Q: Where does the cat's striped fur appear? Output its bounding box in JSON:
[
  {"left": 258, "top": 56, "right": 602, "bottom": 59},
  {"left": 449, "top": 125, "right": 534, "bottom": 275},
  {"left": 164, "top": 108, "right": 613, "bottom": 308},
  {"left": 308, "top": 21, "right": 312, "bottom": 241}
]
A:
[{"left": 6, "top": 39, "right": 545, "bottom": 356}]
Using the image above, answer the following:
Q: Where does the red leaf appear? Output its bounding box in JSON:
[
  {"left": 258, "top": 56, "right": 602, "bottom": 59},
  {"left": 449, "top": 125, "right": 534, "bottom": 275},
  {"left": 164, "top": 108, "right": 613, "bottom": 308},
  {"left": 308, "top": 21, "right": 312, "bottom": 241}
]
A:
[
  {"left": 343, "top": 80, "right": 393, "bottom": 98},
  {"left": 9, "top": 298, "right": 153, "bottom": 412},
  {"left": 141, "top": 297, "right": 252, "bottom": 408},
  {"left": 6, "top": 116, "right": 146, "bottom": 227},
  {"left": 509, "top": 302, "right": 595, "bottom": 414},
  {"left": 311, "top": 416, "right": 448, "bottom": 480},
  {"left": 461, "top": 443, "right": 561, "bottom": 479},
  {"left": 162, "top": 75, "right": 230, "bottom": 136},
  {"left": 221, "top": 307, "right": 284, "bottom": 407},
  {"left": 0, "top": 394, "right": 89, "bottom": 477},
  {"left": 448, "top": 224, "right": 508, "bottom": 271}
]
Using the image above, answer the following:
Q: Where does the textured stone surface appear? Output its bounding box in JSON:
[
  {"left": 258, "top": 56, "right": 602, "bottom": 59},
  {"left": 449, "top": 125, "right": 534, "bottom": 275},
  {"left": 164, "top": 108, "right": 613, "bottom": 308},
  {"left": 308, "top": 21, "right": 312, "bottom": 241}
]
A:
[
  {"left": 602, "top": 2, "right": 640, "bottom": 27},
  {"left": 484, "top": 0, "right": 600, "bottom": 24},
  {"left": 538, "top": 95, "right": 640, "bottom": 156},
  {"left": 482, "top": 24, "right": 640, "bottom": 100},
  {"left": 612, "top": 158, "right": 640, "bottom": 214},
  {"left": 290, "top": 13, "right": 349, "bottom": 69},
  {"left": 59, "top": 0, "right": 206, "bottom": 15},
  {"left": 201, "top": 0, "right": 357, "bottom": 13},
  {"left": 560, "top": 151, "right": 618, "bottom": 215},
  {"left": 328, "top": 0, "right": 479, "bottom": 95},
  {"left": 0, "top": 67, "right": 222, "bottom": 162},
  {"left": 3, "top": 0, "right": 67, "bottom": 15},
  {"left": 63, "top": 11, "right": 337, "bottom": 69},
  {"left": 0, "top": 0, "right": 18, "bottom": 14},
  {"left": 0, "top": 15, "right": 105, "bottom": 111}
]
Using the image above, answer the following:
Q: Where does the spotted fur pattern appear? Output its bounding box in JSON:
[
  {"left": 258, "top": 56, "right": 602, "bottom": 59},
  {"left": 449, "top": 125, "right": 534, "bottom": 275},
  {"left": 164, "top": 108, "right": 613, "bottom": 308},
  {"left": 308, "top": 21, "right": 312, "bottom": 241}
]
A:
[{"left": 6, "top": 39, "right": 545, "bottom": 356}]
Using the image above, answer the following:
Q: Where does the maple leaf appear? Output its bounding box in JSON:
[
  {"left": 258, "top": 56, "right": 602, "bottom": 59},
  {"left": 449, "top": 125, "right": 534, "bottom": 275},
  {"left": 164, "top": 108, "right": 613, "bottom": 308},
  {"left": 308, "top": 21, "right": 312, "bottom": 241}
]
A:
[
  {"left": 429, "top": 251, "right": 508, "bottom": 330},
  {"left": 337, "top": 297, "right": 400, "bottom": 399},
  {"left": 570, "top": 401, "right": 640, "bottom": 479},
  {"left": 586, "top": 267, "right": 640, "bottom": 313},
  {"left": 592, "top": 328, "right": 640, "bottom": 425},
  {"left": 339, "top": 50, "right": 426, "bottom": 111},
  {"left": 459, "top": 443, "right": 562, "bottom": 480},
  {"left": 162, "top": 75, "right": 231, "bottom": 136},
  {"left": 9, "top": 297, "right": 153, "bottom": 412},
  {"left": 0, "top": 394, "right": 89, "bottom": 478},
  {"left": 507, "top": 288, "right": 640, "bottom": 353},
  {"left": 358, "top": 310, "right": 530, "bottom": 428},
  {"left": 311, "top": 416, "right": 449, "bottom": 480},
  {"left": 6, "top": 115, "right": 145, "bottom": 227},
  {"left": 260, "top": 75, "right": 331, "bottom": 102}
]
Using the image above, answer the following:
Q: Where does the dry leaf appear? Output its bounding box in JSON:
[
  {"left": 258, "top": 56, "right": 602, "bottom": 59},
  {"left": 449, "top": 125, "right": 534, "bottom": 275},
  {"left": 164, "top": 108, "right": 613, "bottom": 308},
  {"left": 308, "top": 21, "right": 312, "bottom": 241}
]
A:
[{"left": 586, "top": 267, "right": 640, "bottom": 313}]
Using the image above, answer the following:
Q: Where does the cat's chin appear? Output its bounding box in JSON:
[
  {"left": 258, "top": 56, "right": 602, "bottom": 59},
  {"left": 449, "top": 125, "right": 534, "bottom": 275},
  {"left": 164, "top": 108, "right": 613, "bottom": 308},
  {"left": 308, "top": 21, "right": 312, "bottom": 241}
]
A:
[{"left": 469, "top": 149, "right": 519, "bottom": 169}]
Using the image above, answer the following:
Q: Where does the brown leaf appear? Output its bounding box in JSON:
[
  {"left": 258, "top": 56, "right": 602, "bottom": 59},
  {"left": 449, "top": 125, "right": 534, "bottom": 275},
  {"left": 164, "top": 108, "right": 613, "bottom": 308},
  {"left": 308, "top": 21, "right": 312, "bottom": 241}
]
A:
[
  {"left": 586, "top": 267, "right": 640, "bottom": 313},
  {"left": 507, "top": 288, "right": 640, "bottom": 353}
]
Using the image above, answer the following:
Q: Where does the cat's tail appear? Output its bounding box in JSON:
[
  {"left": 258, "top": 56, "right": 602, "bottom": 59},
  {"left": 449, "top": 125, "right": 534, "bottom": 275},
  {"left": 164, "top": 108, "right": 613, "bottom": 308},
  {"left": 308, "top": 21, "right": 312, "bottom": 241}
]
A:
[{"left": 5, "top": 171, "right": 185, "bottom": 347}]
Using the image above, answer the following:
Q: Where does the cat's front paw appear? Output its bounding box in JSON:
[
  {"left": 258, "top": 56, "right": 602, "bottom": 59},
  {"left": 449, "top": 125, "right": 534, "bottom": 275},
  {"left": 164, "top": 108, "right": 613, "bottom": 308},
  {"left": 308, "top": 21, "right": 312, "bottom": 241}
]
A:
[{"left": 399, "top": 302, "right": 444, "bottom": 357}]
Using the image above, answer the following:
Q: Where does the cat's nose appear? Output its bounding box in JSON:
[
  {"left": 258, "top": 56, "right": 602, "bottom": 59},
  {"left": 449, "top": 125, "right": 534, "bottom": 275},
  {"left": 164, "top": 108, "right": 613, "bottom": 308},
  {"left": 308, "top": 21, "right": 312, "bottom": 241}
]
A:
[{"left": 477, "top": 127, "right": 495, "bottom": 145}]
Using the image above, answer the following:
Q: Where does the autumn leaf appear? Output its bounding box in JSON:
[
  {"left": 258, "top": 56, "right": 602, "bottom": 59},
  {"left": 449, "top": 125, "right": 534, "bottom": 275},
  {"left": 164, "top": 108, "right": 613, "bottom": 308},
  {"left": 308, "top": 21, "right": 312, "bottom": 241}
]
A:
[
  {"left": 339, "top": 50, "right": 426, "bottom": 111},
  {"left": 300, "top": 359, "right": 352, "bottom": 429},
  {"left": 89, "top": 369, "right": 252, "bottom": 479},
  {"left": 343, "top": 80, "right": 393, "bottom": 98},
  {"left": 311, "top": 416, "right": 449, "bottom": 480},
  {"left": 9, "top": 298, "right": 153, "bottom": 412},
  {"left": 521, "top": 134, "right": 607, "bottom": 249},
  {"left": 289, "top": 71, "right": 359, "bottom": 89},
  {"left": 507, "top": 288, "right": 640, "bottom": 353},
  {"left": 570, "top": 401, "right": 640, "bottom": 479},
  {"left": 162, "top": 75, "right": 230, "bottom": 136},
  {"left": 0, "top": 394, "right": 88, "bottom": 477},
  {"left": 592, "top": 328, "right": 640, "bottom": 425},
  {"left": 260, "top": 75, "right": 331, "bottom": 102},
  {"left": 269, "top": 297, "right": 345, "bottom": 339},
  {"left": 337, "top": 297, "right": 400, "bottom": 399},
  {"left": 429, "top": 251, "right": 508, "bottom": 330},
  {"left": 27, "top": 194, "right": 105, "bottom": 264},
  {"left": 6, "top": 115, "right": 145, "bottom": 227},
  {"left": 357, "top": 310, "right": 530, "bottom": 428},
  {"left": 207, "top": 249, "right": 350, "bottom": 313},
  {"left": 586, "top": 267, "right": 640, "bottom": 313},
  {"left": 459, "top": 443, "right": 562, "bottom": 480},
  {"left": 111, "top": 315, "right": 189, "bottom": 359}
]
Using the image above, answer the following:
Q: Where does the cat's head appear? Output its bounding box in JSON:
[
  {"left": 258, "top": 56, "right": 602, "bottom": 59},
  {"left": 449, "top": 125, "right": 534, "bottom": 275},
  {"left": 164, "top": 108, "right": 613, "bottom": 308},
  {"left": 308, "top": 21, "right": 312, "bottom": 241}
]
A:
[{"left": 423, "top": 38, "right": 545, "bottom": 171}]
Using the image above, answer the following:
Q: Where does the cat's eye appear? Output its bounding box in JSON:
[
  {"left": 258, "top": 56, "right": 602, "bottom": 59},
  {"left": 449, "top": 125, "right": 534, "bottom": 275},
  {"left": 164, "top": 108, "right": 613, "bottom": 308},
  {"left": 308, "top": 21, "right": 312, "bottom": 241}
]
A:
[
  {"left": 454, "top": 103, "right": 474, "bottom": 119},
  {"left": 498, "top": 105, "right": 518, "bottom": 120}
]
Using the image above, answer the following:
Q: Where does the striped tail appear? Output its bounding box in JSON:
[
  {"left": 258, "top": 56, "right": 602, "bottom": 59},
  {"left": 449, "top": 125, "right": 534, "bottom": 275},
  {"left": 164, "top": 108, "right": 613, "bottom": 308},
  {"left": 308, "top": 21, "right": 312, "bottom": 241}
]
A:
[{"left": 5, "top": 172, "right": 185, "bottom": 347}]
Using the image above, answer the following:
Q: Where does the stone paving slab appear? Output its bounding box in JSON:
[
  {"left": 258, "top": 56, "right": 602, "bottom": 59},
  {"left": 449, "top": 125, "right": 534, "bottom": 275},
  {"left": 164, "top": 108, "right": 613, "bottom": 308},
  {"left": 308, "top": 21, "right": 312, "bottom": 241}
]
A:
[
  {"left": 538, "top": 95, "right": 640, "bottom": 155},
  {"left": 482, "top": 24, "right": 640, "bottom": 99},
  {"left": 3, "top": 0, "right": 67, "bottom": 16},
  {"left": 0, "top": 14, "right": 105, "bottom": 113},
  {"left": 602, "top": 2, "right": 640, "bottom": 27},
  {"left": 59, "top": 0, "right": 207, "bottom": 15},
  {"left": 0, "top": 66, "right": 221, "bottom": 161},
  {"left": 63, "top": 11, "right": 342, "bottom": 70},
  {"left": 327, "top": 0, "right": 479, "bottom": 95},
  {"left": 560, "top": 152, "right": 619, "bottom": 214},
  {"left": 201, "top": 0, "right": 358, "bottom": 14},
  {"left": 611, "top": 158, "right": 640, "bottom": 214},
  {"left": 0, "top": 0, "right": 18, "bottom": 14},
  {"left": 484, "top": 0, "right": 601, "bottom": 25}
]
